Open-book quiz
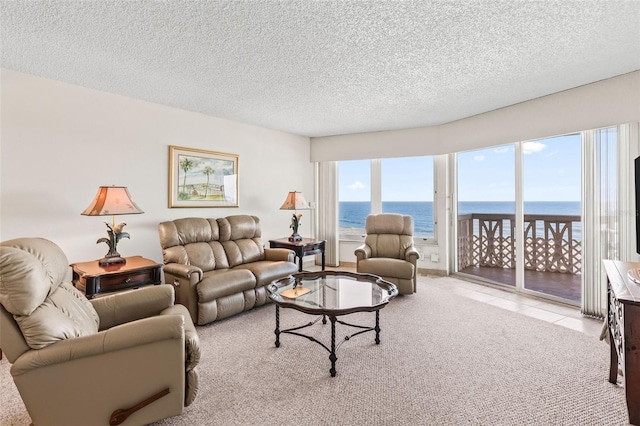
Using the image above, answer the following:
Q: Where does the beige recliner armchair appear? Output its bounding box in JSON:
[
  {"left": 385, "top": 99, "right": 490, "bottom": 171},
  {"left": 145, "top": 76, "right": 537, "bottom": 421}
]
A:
[
  {"left": 0, "top": 238, "right": 200, "bottom": 426},
  {"left": 355, "top": 213, "right": 419, "bottom": 294}
]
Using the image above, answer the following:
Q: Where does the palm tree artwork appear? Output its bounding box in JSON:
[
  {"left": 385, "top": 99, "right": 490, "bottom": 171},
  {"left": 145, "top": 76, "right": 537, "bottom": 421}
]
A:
[
  {"left": 178, "top": 155, "right": 235, "bottom": 201},
  {"left": 179, "top": 157, "right": 194, "bottom": 200},
  {"left": 202, "top": 165, "right": 214, "bottom": 198},
  {"left": 173, "top": 149, "right": 238, "bottom": 206}
]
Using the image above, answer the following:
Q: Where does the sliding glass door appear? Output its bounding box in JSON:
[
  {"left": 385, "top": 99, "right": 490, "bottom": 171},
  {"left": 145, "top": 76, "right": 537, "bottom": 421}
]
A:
[
  {"left": 456, "top": 145, "right": 516, "bottom": 287},
  {"left": 455, "top": 135, "right": 583, "bottom": 304},
  {"left": 521, "top": 135, "right": 582, "bottom": 302}
]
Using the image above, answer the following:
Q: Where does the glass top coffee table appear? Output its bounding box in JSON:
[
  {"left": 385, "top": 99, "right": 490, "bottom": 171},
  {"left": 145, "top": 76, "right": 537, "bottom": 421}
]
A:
[{"left": 267, "top": 270, "right": 398, "bottom": 377}]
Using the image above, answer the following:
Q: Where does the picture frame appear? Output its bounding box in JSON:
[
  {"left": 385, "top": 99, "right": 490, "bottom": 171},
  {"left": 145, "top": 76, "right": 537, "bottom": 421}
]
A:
[{"left": 169, "top": 146, "right": 239, "bottom": 208}]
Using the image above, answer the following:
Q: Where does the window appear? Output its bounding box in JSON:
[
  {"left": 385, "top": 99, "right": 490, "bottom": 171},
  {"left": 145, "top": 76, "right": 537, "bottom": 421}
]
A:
[
  {"left": 382, "top": 156, "right": 434, "bottom": 238},
  {"left": 338, "top": 160, "right": 371, "bottom": 238},
  {"left": 339, "top": 156, "right": 435, "bottom": 240}
]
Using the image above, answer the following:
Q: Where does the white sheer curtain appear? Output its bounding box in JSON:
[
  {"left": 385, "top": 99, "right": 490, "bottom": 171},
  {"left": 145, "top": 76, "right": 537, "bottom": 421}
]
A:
[
  {"left": 581, "top": 126, "right": 618, "bottom": 318},
  {"left": 618, "top": 123, "right": 640, "bottom": 263},
  {"left": 316, "top": 161, "right": 339, "bottom": 266}
]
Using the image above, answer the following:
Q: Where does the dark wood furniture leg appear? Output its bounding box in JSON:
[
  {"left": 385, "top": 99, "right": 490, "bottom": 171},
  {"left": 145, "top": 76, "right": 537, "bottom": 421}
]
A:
[
  {"left": 297, "top": 246, "right": 304, "bottom": 272},
  {"left": 609, "top": 336, "right": 618, "bottom": 384}
]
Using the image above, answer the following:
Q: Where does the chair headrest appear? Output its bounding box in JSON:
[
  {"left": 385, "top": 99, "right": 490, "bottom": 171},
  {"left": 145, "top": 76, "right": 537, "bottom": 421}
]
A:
[
  {"left": 365, "top": 214, "right": 414, "bottom": 236},
  {"left": 219, "top": 215, "right": 261, "bottom": 241},
  {"left": 0, "top": 238, "right": 69, "bottom": 316}
]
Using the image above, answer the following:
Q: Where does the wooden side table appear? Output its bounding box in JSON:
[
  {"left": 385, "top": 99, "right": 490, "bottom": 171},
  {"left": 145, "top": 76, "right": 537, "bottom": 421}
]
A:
[
  {"left": 71, "top": 256, "right": 162, "bottom": 299},
  {"left": 269, "top": 238, "right": 325, "bottom": 272}
]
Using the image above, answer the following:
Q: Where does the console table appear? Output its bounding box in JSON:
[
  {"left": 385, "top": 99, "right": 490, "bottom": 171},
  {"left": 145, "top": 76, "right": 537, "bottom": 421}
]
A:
[
  {"left": 604, "top": 259, "right": 640, "bottom": 425},
  {"left": 269, "top": 238, "right": 325, "bottom": 272},
  {"left": 71, "top": 256, "right": 162, "bottom": 299}
]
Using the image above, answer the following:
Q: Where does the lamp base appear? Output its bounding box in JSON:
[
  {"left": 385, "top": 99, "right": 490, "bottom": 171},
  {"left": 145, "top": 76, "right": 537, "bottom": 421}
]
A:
[
  {"left": 98, "top": 256, "right": 126, "bottom": 267},
  {"left": 288, "top": 233, "right": 303, "bottom": 242}
]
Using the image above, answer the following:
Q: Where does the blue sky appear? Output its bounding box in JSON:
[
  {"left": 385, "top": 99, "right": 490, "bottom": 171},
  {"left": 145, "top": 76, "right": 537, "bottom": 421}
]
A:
[{"left": 339, "top": 133, "right": 582, "bottom": 202}]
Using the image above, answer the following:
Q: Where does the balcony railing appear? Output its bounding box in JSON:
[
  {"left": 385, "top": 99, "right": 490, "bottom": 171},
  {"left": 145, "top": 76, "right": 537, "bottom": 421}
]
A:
[{"left": 458, "top": 213, "right": 582, "bottom": 275}]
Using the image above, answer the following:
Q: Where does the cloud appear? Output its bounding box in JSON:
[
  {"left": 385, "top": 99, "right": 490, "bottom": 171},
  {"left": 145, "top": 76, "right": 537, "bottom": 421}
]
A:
[
  {"left": 474, "top": 155, "right": 485, "bottom": 161},
  {"left": 494, "top": 147, "right": 510, "bottom": 154},
  {"left": 522, "top": 141, "right": 546, "bottom": 154},
  {"left": 348, "top": 181, "right": 365, "bottom": 190}
]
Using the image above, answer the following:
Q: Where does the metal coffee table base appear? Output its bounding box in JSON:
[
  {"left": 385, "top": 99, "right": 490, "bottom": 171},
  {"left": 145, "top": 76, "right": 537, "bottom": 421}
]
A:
[{"left": 274, "top": 305, "right": 381, "bottom": 377}]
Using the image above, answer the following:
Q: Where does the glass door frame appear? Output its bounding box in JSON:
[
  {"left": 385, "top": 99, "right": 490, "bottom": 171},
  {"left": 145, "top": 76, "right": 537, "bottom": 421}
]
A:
[{"left": 449, "top": 140, "right": 580, "bottom": 307}]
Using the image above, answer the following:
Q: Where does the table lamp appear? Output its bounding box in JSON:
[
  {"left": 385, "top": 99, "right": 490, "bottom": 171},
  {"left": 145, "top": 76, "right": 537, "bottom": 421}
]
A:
[
  {"left": 280, "top": 191, "right": 310, "bottom": 241},
  {"left": 81, "top": 185, "right": 144, "bottom": 266}
]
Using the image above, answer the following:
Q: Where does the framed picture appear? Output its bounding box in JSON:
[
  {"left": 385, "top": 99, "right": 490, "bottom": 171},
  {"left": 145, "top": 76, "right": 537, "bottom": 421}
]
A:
[{"left": 169, "top": 146, "right": 239, "bottom": 208}]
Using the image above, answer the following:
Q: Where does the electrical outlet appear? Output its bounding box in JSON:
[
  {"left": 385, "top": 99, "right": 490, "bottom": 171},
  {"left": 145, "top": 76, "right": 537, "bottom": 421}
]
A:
[{"left": 430, "top": 253, "right": 440, "bottom": 263}]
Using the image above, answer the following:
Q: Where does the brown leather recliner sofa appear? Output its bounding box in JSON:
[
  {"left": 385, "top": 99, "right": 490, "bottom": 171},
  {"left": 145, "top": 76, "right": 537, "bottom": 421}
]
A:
[
  {"left": 158, "top": 215, "right": 298, "bottom": 325},
  {"left": 0, "top": 237, "right": 200, "bottom": 426}
]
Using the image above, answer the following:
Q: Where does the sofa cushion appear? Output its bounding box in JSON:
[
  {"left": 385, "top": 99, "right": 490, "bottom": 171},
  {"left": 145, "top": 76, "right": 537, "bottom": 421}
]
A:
[
  {"left": 234, "top": 260, "right": 298, "bottom": 286},
  {"left": 173, "top": 217, "right": 220, "bottom": 244},
  {"left": 159, "top": 218, "right": 228, "bottom": 272},
  {"left": 183, "top": 241, "right": 229, "bottom": 271},
  {"left": 15, "top": 282, "right": 99, "bottom": 349},
  {"left": 357, "top": 258, "right": 415, "bottom": 280},
  {"left": 365, "top": 234, "right": 414, "bottom": 259},
  {"left": 364, "top": 214, "right": 414, "bottom": 259},
  {"left": 218, "top": 215, "right": 262, "bottom": 241},
  {"left": 222, "top": 239, "right": 264, "bottom": 267},
  {"left": 0, "top": 238, "right": 70, "bottom": 315},
  {"left": 197, "top": 269, "right": 256, "bottom": 302},
  {"left": 365, "top": 213, "right": 413, "bottom": 236}
]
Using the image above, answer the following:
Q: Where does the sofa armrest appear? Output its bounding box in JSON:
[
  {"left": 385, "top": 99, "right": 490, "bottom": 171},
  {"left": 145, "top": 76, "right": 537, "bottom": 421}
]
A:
[
  {"left": 91, "top": 285, "right": 175, "bottom": 330},
  {"left": 405, "top": 246, "right": 420, "bottom": 265},
  {"left": 264, "top": 248, "right": 295, "bottom": 262},
  {"left": 11, "top": 315, "right": 184, "bottom": 376},
  {"left": 160, "top": 304, "right": 200, "bottom": 372},
  {"left": 354, "top": 244, "right": 371, "bottom": 261},
  {"left": 162, "top": 264, "right": 203, "bottom": 325},
  {"left": 163, "top": 263, "right": 203, "bottom": 282}
]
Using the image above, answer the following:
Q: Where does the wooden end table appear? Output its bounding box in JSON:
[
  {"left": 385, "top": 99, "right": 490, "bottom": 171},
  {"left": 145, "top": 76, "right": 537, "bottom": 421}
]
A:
[
  {"left": 269, "top": 238, "right": 325, "bottom": 272},
  {"left": 71, "top": 256, "right": 162, "bottom": 299}
]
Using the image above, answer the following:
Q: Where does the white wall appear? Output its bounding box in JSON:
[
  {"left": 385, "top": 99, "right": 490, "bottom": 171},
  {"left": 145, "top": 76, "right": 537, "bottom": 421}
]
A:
[
  {"left": 311, "top": 70, "right": 640, "bottom": 161},
  {"left": 0, "top": 70, "right": 314, "bottom": 264}
]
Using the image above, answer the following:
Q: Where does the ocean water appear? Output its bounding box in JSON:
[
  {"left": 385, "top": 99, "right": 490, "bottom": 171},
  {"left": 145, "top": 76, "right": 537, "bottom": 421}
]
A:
[{"left": 339, "top": 201, "right": 582, "bottom": 239}]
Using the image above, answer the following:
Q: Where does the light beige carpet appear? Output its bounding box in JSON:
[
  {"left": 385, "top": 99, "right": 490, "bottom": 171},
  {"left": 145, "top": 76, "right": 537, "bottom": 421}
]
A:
[{"left": 0, "top": 276, "right": 629, "bottom": 425}]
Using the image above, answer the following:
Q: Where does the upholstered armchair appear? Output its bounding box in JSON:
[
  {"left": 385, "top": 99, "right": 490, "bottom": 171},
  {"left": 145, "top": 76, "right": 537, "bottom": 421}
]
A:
[
  {"left": 354, "top": 213, "right": 419, "bottom": 294},
  {"left": 0, "top": 238, "right": 200, "bottom": 426}
]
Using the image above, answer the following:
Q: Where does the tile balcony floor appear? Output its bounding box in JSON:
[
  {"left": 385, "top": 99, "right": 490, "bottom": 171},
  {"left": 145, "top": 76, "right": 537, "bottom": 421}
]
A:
[{"left": 423, "top": 275, "right": 604, "bottom": 338}]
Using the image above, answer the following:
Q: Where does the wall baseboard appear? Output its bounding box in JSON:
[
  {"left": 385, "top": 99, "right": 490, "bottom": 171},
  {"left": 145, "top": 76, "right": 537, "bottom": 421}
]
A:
[
  {"left": 418, "top": 268, "right": 448, "bottom": 277},
  {"left": 336, "top": 261, "right": 447, "bottom": 277}
]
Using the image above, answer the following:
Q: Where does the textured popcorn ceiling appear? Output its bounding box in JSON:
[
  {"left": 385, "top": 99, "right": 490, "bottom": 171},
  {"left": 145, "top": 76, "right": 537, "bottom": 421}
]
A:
[{"left": 1, "top": 1, "right": 639, "bottom": 137}]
